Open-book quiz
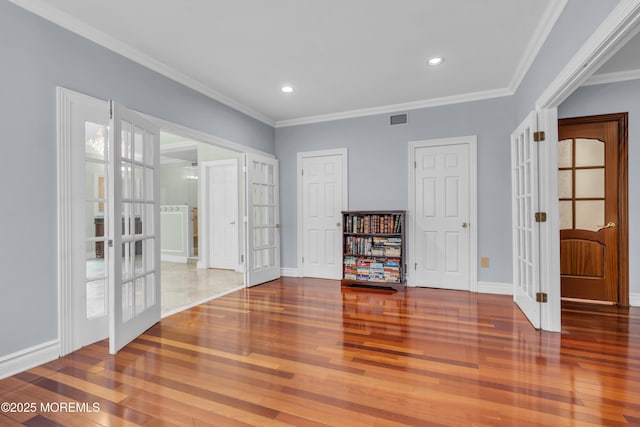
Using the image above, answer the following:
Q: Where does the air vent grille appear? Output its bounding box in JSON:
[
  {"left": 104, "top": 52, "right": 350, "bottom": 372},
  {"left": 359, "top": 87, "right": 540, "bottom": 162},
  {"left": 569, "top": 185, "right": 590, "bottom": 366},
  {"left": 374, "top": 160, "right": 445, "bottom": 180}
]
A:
[{"left": 390, "top": 114, "right": 408, "bottom": 126}]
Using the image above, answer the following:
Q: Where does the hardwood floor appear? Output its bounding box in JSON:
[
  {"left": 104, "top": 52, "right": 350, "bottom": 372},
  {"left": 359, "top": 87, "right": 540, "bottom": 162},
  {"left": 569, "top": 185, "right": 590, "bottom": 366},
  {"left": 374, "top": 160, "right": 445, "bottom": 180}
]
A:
[{"left": 2, "top": 278, "right": 640, "bottom": 426}]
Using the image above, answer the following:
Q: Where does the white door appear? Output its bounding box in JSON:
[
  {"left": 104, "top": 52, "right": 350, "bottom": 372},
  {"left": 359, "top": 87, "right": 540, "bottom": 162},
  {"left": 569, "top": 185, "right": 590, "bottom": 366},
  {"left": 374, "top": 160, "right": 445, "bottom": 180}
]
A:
[
  {"left": 301, "top": 152, "right": 346, "bottom": 279},
  {"left": 69, "top": 93, "right": 110, "bottom": 351},
  {"left": 108, "top": 101, "right": 161, "bottom": 354},
  {"left": 510, "top": 111, "right": 541, "bottom": 329},
  {"left": 413, "top": 142, "right": 471, "bottom": 290},
  {"left": 246, "top": 153, "right": 280, "bottom": 286},
  {"left": 206, "top": 160, "right": 238, "bottom": 270}
]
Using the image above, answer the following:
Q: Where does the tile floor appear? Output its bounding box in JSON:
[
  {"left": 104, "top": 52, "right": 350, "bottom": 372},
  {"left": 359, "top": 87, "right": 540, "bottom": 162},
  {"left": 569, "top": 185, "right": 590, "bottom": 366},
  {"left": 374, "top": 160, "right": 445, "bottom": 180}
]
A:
[
  {"left": 85, "top": 258, "right": 244, "bottom": 317},
  {"left": 161, "top": 261, "right": 244, "bottom": 315}
]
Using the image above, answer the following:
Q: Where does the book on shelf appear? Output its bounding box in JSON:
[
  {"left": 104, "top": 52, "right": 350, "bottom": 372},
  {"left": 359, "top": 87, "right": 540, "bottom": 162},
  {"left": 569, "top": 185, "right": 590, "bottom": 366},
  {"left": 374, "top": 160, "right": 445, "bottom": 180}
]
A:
[
  {"left": 344, "top": 213, "right": 403, "bottom": 234},
  {"left": 342, "top": 211, "right": 405, "bottom": 287}
]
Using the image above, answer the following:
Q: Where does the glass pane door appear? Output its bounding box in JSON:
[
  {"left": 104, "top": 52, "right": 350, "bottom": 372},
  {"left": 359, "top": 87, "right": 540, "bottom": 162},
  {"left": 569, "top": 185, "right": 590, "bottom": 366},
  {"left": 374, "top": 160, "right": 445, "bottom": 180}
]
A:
[
  {"left": 246, "top": 153, "right": 280, "bottom": 286},
  {"left": 108, "top": 101, "right": 160, "bottom": 354}
]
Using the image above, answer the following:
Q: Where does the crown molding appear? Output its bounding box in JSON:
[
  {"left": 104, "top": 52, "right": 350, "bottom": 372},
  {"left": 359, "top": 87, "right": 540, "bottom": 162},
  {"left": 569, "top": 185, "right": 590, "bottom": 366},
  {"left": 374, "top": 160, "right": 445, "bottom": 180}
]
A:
[
  {"left": 8, "top": 0, "right": 276, "bottom": 127},
  {"left": 508, "top": 0, "right": 568, "bottom": 92},
  {"left": 275, "top": 88, "right": 513, "bottom": 128},
  {"left": 582, "top": 68, "right": 640, "bottom": 86},
  {"left": 537, "top": 0, "right": 640, "bottom": 109}
]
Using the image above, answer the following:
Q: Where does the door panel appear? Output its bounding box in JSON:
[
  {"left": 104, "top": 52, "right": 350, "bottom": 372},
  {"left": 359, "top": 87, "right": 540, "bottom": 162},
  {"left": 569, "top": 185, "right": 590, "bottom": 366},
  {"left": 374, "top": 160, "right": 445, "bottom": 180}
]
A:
[
  {"left": 414, "top": 143, "right": 470, "bottom": 290},
  {"left": 246, "top": 153, "right": 280, "bottom": 286},
  {"left": 511, "top": 111, "right": 540, "bottom": 328},
  {"left": 108, "top": 101, "right": 161, "bottom": 354},
  {"left": 302, "top": 154, "right": 344, "bottom": 279},
  {"left": 558, "top": 115, "right": 626, "bottom": 303},
  {"left": 70, "top": 97, "right": 110, "bottom": 351},
  {"left": 207, "top": 160, "right": 238, "bottom": 270}
]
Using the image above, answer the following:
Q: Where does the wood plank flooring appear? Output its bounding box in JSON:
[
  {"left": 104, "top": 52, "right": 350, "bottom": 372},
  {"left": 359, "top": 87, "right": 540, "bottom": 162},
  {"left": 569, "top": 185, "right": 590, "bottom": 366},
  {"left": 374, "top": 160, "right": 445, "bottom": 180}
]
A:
[{"left": 2, "top": 277, "right": 640, "bottom": 426}]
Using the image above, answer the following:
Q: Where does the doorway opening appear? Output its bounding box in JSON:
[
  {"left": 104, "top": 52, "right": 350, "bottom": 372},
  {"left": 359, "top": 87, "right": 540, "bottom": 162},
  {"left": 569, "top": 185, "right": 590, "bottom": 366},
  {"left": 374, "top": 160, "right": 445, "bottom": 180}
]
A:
[
  {"left": 159, "top": 131, "right": 245, "bottom": 316},
  {"left": 558, "top": 114, "right": 628, "bottom": 308}
]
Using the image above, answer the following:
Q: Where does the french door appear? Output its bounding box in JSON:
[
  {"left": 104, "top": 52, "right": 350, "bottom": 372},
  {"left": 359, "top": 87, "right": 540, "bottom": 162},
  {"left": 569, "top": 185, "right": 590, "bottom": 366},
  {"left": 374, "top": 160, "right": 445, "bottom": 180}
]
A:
[
  {"left": 246, "top": 153, "right": 280, "bottom": 286},
  {"left": 108, "top": 101, "right": 161, "bottom": 354},
  {"left": 511, "top": 111, "right": 541, "bottom": 328}
]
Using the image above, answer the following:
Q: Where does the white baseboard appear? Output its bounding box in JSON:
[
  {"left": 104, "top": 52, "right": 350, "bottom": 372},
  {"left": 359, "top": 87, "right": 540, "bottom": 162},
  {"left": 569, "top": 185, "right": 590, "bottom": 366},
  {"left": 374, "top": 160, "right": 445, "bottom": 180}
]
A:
[
  {"left": 281, "top": 267, "right": 302, "bottom": 277},
  {"left": 477, "top": 281, "right": 513, "bottom": 295},
  {"left": 629, "top": 293, "right": 640, "bottom": 307},
  {"left": 161, "top": 254, "right": 188, "bottom": 263},
  {"left": 0, "top": 340, "right": 60, "bottom": 380}
]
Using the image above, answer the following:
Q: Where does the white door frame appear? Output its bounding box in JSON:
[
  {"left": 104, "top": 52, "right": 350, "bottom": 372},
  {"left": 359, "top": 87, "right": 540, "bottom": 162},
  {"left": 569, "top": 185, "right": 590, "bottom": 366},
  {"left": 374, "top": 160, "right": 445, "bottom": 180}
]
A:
[
  {"left": 199, "top": 159, "right": 240, "bottom": 271},
  {"left": 408, "top": 136, "right": 478, "bottom": 290},
  {"left": 57, "top": 87, "right": 109, "bottom": 356},
  {"left": 533, "top": 1, "right": 640, "bottom": 332},
  {"left": 296, "top": 148, "right": 348, "bottom": 278}
]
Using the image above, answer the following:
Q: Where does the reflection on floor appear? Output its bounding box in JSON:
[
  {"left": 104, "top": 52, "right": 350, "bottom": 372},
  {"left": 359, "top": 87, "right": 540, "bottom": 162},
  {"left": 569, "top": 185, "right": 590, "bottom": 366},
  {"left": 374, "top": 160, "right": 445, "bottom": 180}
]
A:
[{"left": 161, "top": 261, "right": 244, "bottom": 316}]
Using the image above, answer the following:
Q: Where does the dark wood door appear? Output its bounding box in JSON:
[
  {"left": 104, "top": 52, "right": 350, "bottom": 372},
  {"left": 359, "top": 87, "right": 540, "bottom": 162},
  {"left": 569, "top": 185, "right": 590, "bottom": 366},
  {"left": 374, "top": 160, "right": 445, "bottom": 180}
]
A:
[{"left": 558, "top": 114, "right": 627, "bottom": 304}]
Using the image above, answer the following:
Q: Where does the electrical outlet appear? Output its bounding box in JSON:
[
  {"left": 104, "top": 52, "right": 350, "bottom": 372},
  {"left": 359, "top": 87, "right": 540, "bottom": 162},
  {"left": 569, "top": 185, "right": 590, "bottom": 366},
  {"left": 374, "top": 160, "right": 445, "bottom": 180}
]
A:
[{"left": 480, "top": 257, "right": 489, "bottom": 268}]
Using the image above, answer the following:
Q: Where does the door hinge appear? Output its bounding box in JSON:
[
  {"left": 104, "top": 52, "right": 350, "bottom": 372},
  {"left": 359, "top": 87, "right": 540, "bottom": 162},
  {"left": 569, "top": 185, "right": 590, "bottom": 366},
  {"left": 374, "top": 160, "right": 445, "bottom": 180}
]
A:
[
  {"left": 536, "top": 292, "right": 548, "bottom": 303},
  {"left": 109, "top": 101, "right": 113, "bottom": 119},
  {"left": 535, "top": 212, "right": 547, "bottom": 223},
  {"left": 240, "top": 254, "right": 244, "bottom": 263},
  {"left": 301, "top": 169, "right": 304, "bottom": 176},
  {"left": 414, "top": 161, "right": 417, "bottom": 169},
  {"left": 414, "top": 262, "right": 417, "bottom": 270},
  {"left": 533, "top": 131, "right": 545, "bottom": 142},
  {"left": 302, "top": 257, "right": 304, "bottom": 263}
]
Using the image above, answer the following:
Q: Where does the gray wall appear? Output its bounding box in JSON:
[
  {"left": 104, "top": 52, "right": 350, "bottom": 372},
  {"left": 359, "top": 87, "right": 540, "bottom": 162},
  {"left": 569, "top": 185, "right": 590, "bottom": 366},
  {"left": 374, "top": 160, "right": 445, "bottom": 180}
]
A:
[
  {"left": 275, "top": 0, "right": 624, "bottom": 287},
  {"left": 514, "top": 0, "right": 620, "bottom": 123},
  {"left": 276, "top": 96, "right": 516, "bottom": 284},
  {"left": 0, "top": 1, "right": 274, "bottom": 357},
  {"left": 559, "top": 79, "right": 640, "bottom": 296}
]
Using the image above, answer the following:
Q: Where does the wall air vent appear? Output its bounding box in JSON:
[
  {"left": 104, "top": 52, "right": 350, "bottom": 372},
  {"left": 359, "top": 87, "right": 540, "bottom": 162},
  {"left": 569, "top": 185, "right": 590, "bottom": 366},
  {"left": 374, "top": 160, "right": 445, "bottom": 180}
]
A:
[{"left": 390, "top": 113, "right": 408, "bottom": 126}]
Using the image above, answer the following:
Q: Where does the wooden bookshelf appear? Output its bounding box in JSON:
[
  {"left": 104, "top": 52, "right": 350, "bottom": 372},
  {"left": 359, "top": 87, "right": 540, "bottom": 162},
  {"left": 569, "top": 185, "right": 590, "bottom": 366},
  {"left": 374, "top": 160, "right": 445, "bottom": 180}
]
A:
[{"left": 341, "top": 210, "right": 406, "bottom": 291}]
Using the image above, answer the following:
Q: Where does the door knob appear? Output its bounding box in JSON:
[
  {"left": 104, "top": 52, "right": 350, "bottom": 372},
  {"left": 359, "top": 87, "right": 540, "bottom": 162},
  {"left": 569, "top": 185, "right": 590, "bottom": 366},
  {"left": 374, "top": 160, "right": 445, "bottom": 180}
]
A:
[
  {"left": 461, "top": 222, "right": 469, "bottom": 229},
  {"left": 597, "top": 221, "right": 615, "bottom": 231},
  {"left": 336, "top": 222, "right": 341, "bottom": 227}
]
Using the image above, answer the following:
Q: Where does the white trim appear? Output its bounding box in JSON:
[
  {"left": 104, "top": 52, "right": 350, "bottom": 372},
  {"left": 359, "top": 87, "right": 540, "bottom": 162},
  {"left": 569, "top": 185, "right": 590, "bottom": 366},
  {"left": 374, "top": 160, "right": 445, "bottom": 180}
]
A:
[
  {"left": 142, "top": 113, "right": 274, "bottom": 158},
  {"left": 477, "top": 282, "right": 513, "bottom": 295},
  {"left": 407, "top": 136, "right": 478, "bottom": 292},
  {"left": 281, "top": 267, "right": 302, "bottom": 277},
  {"left": 508, "top": 0, "right": 569, "bottom": 92},
  {"left": 161, "top": 286, "right": 243, "bottom": 318},
  {"left": 160, "top": 140, "right": 199, "bottom": 153},
  {"left": 582, "top": 68, "right": 640, "bottom": 86},
  {"left": 296, "top": 148, "right": 348, "bottom": 279},
  {"left": 0, "top": 340, "right": 59, "bottom": 380},
  {"left": 629, "top": 293, "right": 640, "bottom": 307},
  {"left": 537, "top": 0, "right": 640, "bottom": 109},
  {"left": 161, "top": 255, "right": 188, "bottom": 263},
  {"left": 57, "top": 87, "right": 109, "bottom": 356},
  {"left": 277, "top": 89, "right": 512, "bottom": 128},
  {"left": 8, "top": 0, "right": 275, "bottom": 127},
  {"left": 536, "top": 108, "right": 561, "bottom": 332}
]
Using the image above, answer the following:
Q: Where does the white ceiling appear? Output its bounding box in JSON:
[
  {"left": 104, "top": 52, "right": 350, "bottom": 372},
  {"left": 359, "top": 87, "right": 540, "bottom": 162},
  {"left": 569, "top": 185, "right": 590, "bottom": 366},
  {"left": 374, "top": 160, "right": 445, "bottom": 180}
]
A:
[{"left": 15, "top": 0, "right": 636, "bottom": 126}]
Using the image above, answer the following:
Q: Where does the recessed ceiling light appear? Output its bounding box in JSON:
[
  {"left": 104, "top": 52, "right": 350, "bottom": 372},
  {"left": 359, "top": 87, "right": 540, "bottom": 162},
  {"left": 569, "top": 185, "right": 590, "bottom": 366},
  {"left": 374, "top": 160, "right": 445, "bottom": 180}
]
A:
[
  {"left": 427, "top": 57, "right": 444, "bottom": 66},
  {"left": 281, "top": 85, "right": 294, "bottom": 93}
]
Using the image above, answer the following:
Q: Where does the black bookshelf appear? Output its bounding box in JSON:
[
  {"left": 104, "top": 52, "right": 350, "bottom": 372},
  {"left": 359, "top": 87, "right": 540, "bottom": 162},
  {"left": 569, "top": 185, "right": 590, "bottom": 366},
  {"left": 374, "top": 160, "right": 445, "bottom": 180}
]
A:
[{"left": 341, "top": 210, "right": 406, "bottom": 291}]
